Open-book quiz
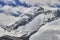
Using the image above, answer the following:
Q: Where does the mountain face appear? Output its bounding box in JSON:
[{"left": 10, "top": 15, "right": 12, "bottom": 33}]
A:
[
  {"left": 0, "top": 0, "right": 60, "bottom": 40},
  {"left": 0, "top": 6, "right": 60, "bottom": 40},
  {"left": 29, "top": 18, "right": 60, "bottom": 40}
]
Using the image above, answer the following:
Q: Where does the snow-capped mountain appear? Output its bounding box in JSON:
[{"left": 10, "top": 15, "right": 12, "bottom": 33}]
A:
[
  {"left": 0, "top": 0, "right": 60, "bottom": 40},
  {"left": 0, "top": 6, "right": 60, "bottom": 38}
]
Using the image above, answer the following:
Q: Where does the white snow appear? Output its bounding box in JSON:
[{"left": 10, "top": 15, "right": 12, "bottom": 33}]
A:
[
  {"left": 0, "top": 0, "right": 60, "bottom": 40},
  {"left": 29, "top": 18, "right": 60, "bottom": 40},
  {"left": 0, "top": 13, "right": 18, "bottom": 26},
  {"left": 0, "top": 0, "right": 60, "bottom": 7},
  {"left": 0, "top": 6, "right": 60, "bottom": 38}
]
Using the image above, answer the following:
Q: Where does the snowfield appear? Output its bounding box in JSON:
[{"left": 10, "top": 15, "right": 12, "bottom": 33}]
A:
[
  {"left": 29, "top": 18, "right": 60, "bottom": 40},
  {"left": 0, "top": 13, "right": 18, "bottom": 26}
]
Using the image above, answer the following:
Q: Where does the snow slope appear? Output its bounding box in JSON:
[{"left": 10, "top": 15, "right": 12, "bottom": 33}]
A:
[
  {"left": 0, "top": 13, "right": 18, "bottom": 26},
  {"left": 29, "top": 18, "right": 60, "bottom": 40}
]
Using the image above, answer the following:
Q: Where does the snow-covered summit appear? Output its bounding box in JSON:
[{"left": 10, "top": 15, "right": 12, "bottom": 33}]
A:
[
  {"left": 29, "top": 18, "right": 60, "bottom": 40},
  {"left": 0, "top": 6, "right": 60, "bottom": 38}
]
